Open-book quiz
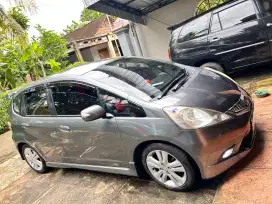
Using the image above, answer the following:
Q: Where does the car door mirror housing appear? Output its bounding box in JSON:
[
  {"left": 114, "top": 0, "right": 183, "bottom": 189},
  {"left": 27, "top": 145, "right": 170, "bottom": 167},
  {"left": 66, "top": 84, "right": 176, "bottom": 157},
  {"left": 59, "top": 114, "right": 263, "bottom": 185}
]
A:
[{"left": 81, "top": 105, "right": 106, "bottom": 122}]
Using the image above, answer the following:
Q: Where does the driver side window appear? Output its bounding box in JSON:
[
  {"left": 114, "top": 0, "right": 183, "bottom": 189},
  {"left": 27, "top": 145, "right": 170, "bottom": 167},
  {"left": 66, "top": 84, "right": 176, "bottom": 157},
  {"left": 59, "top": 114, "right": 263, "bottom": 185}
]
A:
[{"left": 98, "top": 89, "right": 146, "bottom": 117}]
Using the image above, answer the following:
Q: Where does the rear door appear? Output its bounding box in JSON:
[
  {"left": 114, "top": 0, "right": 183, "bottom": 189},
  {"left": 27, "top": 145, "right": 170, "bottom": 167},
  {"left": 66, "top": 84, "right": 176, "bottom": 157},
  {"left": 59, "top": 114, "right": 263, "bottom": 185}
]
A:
[
  {"left": 20, "top": 85, "right": 64, "bottom": 162},
  {"left": 208, "top": 0, "right": 270, "bottom": 70},
  {"left": 257, "top": 0, "right": 272, "bottom": 53}
]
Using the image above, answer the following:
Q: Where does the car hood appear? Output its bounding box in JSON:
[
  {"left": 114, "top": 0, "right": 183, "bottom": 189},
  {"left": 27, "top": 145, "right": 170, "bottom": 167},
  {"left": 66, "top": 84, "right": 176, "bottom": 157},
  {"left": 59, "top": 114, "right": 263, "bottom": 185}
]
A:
[{"left": 153, "top": 68, "right": 241, "bottom": 113}]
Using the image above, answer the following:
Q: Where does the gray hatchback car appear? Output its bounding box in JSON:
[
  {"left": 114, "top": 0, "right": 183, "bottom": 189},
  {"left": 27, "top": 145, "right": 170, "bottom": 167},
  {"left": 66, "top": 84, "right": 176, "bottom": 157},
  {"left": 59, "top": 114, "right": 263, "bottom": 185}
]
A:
[{"left": 10, "top": 57, "right": 255, "bottom": 191}]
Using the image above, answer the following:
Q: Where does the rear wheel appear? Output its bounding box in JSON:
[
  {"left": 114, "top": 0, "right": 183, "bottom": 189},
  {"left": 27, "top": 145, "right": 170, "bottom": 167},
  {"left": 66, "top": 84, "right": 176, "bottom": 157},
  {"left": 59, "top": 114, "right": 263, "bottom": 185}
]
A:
[
  {"left": 200, "top": 62, "right": 225, "bottom": 73},
  {"left": 142, "top": 143, "right": 196, "bottom": 191},
  {"left": 22, "top": 144, "right": 48, "bottom": 173}
]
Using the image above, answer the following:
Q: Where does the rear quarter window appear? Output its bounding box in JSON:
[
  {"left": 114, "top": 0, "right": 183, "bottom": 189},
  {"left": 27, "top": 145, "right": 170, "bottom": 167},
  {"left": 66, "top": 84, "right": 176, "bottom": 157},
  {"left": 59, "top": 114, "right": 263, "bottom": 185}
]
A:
[{"left": 13, "top": 94, "right": 21, "bottom": 115}]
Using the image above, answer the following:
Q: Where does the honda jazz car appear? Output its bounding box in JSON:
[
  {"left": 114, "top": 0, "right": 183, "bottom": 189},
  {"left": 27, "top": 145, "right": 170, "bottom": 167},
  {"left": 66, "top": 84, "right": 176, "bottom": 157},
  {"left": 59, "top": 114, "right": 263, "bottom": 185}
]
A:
[{"left": 9, "top": 57, "right": 255, "bottom": 191}]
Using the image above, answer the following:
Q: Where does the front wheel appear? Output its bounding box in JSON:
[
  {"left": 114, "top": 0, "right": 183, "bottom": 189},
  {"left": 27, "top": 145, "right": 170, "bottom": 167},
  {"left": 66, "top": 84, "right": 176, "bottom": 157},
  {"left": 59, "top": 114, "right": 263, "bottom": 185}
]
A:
[
  {"left": 200, "top": 62, "right": 225, "bottom": 73},
  {"left": 142, "top": 143, "right": 196, "bottom": 191},
  {"left": 22, "top": 144, "right": 48, "bottom": 173}
]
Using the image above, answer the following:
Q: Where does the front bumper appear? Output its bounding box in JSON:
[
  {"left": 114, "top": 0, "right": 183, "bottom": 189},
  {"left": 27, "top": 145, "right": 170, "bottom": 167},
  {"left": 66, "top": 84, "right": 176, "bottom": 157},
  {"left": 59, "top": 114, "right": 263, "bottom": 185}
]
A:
[
  {"left": 202, "top": 119, "right": 255, "bottom": 178},
  {"left": 171, "top": 106, "right": 255, "bottom": 179}
]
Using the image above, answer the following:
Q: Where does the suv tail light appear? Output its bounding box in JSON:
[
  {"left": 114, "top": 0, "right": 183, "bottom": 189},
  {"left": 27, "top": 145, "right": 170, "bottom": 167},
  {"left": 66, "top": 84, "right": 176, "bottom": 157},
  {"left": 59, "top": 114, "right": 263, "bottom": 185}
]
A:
[{"left": 168, "top": 48, "right": 171, "bottom": 60}]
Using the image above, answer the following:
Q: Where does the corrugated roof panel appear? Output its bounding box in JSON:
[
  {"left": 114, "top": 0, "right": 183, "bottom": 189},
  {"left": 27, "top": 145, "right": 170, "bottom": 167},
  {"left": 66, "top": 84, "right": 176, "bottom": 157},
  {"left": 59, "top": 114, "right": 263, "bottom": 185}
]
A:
[{"left": 83, "top": 0, "right": 176, "bottom": 24}]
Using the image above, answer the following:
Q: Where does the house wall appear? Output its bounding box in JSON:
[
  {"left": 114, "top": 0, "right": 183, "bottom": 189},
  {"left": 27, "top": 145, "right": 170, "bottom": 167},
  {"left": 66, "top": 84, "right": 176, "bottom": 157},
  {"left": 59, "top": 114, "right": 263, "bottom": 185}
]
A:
[
  {"left": 135, "top": 0, "right": 199, "bottom": 60},
  {"left": 81, "top": 47, "right": 94, "bottom": 62}
]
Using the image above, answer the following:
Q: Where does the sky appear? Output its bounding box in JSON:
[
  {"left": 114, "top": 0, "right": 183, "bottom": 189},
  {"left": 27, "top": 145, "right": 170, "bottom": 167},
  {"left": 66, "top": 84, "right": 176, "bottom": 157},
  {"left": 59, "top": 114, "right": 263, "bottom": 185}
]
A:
[{"left": 1, "top": 0, "right": 84, "bottom": 36}]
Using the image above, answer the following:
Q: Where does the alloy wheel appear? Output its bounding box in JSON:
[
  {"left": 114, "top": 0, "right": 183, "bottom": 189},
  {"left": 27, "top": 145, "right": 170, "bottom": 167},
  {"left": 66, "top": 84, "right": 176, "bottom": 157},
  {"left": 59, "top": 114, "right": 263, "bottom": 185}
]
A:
[
  {"left": 24, "top": 147, "right": 43, "bottom": 171},
  {"left": 146, "top": 150, "right": 187, "bottom": 188}
]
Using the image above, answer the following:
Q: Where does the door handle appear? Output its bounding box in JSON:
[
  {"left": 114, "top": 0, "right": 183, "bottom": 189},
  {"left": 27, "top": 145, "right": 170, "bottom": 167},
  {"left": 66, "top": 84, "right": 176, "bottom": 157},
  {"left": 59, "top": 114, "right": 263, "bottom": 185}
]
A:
[
  {"left": 267, "top": 23, "right": 272, "bottom": 27},
  {"left": 210, "top": 37, "right": 220, "bottom": 42},
  {"left": 58, "top": 125, "right": 70, "bottom": 132}
]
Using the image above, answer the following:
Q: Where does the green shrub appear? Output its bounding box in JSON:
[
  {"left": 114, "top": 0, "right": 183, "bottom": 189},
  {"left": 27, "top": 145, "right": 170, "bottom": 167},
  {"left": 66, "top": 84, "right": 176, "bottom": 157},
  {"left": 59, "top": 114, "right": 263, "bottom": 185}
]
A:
[
  {"left": 0, "top": 92, "right": 11, "bottom": 134},
  {"left": 65, "top": 61, "right": 88, "bottom": 70}
]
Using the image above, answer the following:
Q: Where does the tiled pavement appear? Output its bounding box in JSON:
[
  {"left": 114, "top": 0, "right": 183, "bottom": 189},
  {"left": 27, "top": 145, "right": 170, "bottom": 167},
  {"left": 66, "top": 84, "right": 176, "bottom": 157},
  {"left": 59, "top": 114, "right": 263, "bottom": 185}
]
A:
[{"left": 0, "top": 88, "right": 272, "bottom": 204}]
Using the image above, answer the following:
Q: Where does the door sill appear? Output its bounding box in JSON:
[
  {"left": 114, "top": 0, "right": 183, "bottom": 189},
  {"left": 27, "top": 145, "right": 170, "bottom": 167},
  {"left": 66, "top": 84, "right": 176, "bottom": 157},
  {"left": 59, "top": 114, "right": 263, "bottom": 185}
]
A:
[{"left": 46, "top": 162, "right": 138, "bottom": 177}]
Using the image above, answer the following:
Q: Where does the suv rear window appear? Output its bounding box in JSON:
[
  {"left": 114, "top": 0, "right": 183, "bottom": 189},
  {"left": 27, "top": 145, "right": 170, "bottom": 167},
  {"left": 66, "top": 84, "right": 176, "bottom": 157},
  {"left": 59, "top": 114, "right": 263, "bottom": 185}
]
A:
[{"left": 178, "top": 14, "right": 209, "bottom": 42}]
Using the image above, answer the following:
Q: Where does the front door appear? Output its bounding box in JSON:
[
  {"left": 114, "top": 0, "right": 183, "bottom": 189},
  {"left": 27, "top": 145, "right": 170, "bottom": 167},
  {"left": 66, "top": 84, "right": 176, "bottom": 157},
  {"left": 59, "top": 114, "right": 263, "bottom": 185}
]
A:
[
  {"left": 48, "top": 82, "right": 127, "bottom": 167},
  {"left": 208, "top": 0, "right": 270, "bottom": 70}
]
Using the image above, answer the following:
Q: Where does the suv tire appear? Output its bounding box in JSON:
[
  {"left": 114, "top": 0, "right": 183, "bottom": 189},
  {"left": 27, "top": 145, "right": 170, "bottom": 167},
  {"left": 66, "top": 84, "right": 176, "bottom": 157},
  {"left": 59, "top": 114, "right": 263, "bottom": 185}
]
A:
[
  {"left": 142, "top": 143, "right": 196, "bottom": 191},
  {"left": 200, "top": 62, "right": 225, "bottom": 73}
]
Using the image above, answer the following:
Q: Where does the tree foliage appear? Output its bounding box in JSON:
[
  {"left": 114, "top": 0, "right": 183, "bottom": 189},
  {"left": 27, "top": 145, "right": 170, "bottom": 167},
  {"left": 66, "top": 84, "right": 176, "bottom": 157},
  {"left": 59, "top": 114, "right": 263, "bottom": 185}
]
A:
[
  {"left": 34, "top": 24, "right": 68, "bottom": 68},
  {"left": 80, "top": 9, "right": 102, "bottom": 22},
  {"left": 0, "top": 0, "right": 36, "bottom": 39},
  {"left": 195, "top": 0, "right": 227, "bottom": 15},
  {"left": 63, "top": 9, "right": 102, "bottom": 35},
  {"left": 62, "top": 20, "right": 88, "bottom": 35},
  {"left": 8, "top": 7, "right": 30, "bottom": 30},
  {"left": 0, "top": 24, "right": 68, "bottom": 91}
]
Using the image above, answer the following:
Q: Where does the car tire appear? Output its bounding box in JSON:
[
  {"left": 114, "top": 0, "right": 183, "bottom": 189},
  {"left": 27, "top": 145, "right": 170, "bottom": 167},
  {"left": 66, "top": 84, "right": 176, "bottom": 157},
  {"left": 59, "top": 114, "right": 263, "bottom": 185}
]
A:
[
  {"left": 200, "top": 62, "right": 225, "bottom": 73},
  {"left": 142, "top": 143, "right": 196, "bottom": 191},
  {"left": 22, "top": 144, "right": 48, "bottom": 174}
]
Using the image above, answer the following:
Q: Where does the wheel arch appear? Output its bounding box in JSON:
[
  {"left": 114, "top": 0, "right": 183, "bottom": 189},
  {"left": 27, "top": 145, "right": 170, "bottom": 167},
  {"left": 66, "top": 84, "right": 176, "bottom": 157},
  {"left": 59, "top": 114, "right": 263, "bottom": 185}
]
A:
[
  {"left": 17, "top": 142, "right": 27, "bottom": 160},
  {"left": 133, "top": 140, "right": 201, "bottom": 178},
  {"left": 194, "top": 58, "right": 225, "bottom": 70}
]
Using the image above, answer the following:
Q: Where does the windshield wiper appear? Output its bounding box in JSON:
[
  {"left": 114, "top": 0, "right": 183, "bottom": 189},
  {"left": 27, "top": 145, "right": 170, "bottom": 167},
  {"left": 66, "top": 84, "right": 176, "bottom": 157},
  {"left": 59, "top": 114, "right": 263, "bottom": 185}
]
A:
[
  {"left": 172, "top": 74, "right": 189, "bottom": 92},
  {"left": 158, "top": 71, "right": 187, "bottom": 99}
]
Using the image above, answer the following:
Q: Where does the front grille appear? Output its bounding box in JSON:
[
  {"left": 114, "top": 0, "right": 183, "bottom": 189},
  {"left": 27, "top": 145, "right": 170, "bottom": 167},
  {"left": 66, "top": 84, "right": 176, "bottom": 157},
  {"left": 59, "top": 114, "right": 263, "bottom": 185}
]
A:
[{"left": 229, "top": 96, "right": 250, "bottom": 113}]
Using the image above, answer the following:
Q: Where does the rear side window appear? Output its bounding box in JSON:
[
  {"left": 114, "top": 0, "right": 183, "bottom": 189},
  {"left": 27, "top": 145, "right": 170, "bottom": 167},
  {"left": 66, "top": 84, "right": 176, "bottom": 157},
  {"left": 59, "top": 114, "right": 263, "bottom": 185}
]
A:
[
  {"left": 215, "top": 0, "right": 257, "bottom": 31},
  {"left": 178, "top": 14, "right": 209, "bottom": 42},
  {"left": 13, "top": 95, "right": 21, "bottom": 115},
  {"left": 258, "top": 0, "right": 272, "bottom": 16},
  {"left": 24, "top": 87, "right": 50, "bottom": 116},
  {"left": 210, "top": 14, "right": 222, "bottom": 33},
  {"left": 50, "top": 83, "right": 100, "bottom": 115}
]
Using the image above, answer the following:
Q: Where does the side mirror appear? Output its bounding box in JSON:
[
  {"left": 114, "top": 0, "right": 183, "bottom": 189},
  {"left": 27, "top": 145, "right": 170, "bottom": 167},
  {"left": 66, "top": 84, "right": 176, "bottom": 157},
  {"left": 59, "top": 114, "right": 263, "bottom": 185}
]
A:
[{"left": 81, "top": 105, "right": 106, "bottom": 122}]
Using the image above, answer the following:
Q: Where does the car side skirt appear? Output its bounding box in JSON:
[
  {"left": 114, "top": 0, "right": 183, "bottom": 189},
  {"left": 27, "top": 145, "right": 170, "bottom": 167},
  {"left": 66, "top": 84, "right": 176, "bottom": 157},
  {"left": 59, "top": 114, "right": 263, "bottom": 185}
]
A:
[{"left": 46, "top": 162, "right": 138, "bottom": 177}]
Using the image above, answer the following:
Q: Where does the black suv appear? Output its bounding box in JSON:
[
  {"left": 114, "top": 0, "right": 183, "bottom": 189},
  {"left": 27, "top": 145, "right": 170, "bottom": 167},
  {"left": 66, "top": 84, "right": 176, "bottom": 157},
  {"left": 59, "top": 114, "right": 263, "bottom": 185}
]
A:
[{"left": 169, "top": 0, "right": 272, "bottom": 73}]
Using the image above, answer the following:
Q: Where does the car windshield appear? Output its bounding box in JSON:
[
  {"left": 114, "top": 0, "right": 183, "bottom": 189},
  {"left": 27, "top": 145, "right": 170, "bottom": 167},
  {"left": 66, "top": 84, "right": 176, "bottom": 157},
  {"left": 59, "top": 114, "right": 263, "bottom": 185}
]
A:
[{"left": 102, "top": 58, "right": 186, "bottom": 98}]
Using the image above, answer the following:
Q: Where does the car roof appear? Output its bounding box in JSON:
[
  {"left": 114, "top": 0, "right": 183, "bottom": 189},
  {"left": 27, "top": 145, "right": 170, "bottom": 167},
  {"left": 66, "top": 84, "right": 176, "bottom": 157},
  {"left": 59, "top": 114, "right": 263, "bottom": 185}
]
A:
[
  {"left": 14, "top": 57, "right": 185, "bottom": 102},
  {"left": 16, "top": 58, "right": 118, "bottom": 93},
  {"left": 167, "top": 0, "right": 236, "bottom": 31}
]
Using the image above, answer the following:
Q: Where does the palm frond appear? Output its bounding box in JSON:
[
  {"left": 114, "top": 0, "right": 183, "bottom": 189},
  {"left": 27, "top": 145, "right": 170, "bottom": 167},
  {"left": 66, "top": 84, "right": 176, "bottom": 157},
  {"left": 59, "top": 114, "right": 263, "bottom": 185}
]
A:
[
  {"left": 8, "top": 0, "right": 37, "bottom": 14},
  {"left": 0, "top": 4, "right": 26, "bottom": 39}
]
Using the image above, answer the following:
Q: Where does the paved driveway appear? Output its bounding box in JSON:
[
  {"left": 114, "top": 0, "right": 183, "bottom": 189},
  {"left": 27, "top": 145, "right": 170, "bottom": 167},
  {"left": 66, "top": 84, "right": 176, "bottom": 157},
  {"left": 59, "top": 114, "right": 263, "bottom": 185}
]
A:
[{"left": 1, "top": 68, "right": 272, "bottom": 204}]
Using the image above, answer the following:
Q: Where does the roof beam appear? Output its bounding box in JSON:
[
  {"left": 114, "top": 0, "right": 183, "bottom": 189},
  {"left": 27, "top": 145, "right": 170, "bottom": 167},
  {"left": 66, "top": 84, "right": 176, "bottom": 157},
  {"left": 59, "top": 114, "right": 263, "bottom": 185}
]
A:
[{"left": 142, "top": 0, "right": 176, "bottom": 14}]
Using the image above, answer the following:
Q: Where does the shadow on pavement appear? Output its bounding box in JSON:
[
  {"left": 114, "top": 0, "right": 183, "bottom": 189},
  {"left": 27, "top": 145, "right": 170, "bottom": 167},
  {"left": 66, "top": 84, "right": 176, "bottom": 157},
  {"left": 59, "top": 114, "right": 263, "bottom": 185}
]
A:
[{"left": 231, "top": 63, "right": 272, "bottom": 85}]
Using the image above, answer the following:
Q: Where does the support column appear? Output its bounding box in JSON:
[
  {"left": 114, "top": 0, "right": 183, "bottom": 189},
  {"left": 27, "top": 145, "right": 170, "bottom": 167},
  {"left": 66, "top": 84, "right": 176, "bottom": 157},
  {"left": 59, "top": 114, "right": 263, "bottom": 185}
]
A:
[
  {"left": 107, "top": 34, "right": 117, "bottom": 58},
  {"left": 72, "top": 41, "right": 84, "bottom": 62}
]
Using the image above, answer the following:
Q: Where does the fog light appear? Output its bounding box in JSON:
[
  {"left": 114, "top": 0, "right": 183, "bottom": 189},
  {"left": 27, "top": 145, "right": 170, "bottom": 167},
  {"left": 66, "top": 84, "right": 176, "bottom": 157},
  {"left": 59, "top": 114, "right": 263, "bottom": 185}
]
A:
[{"left": 222, "top": 147, "right": 234, "bottom": 159}]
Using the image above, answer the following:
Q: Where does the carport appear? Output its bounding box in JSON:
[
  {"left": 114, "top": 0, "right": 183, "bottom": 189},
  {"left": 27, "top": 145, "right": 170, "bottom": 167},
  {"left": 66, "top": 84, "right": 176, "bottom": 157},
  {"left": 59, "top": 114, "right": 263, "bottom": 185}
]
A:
[{"left": 82, "top": 0, "right": 203, "bottom": 60}]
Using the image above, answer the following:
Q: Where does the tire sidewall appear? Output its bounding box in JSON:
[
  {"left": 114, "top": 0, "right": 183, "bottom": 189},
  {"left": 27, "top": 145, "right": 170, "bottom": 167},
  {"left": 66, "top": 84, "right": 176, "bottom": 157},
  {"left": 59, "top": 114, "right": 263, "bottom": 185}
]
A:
[
  {"left": 201, "top": 62, "right": 225, "bottom": 73},
  {"left": 22, "top": 144, "right": 47, "bottom": 174},
  {"left": 142, "top": 143, "right": 195, "bottom": 191}
]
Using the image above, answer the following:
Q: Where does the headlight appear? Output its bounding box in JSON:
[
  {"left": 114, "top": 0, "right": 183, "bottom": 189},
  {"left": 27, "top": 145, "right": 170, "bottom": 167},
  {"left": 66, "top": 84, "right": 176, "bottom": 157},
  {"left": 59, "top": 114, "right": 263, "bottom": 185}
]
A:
[{"left": 164, "top": 106, "right": 232, "bottom": 129}]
